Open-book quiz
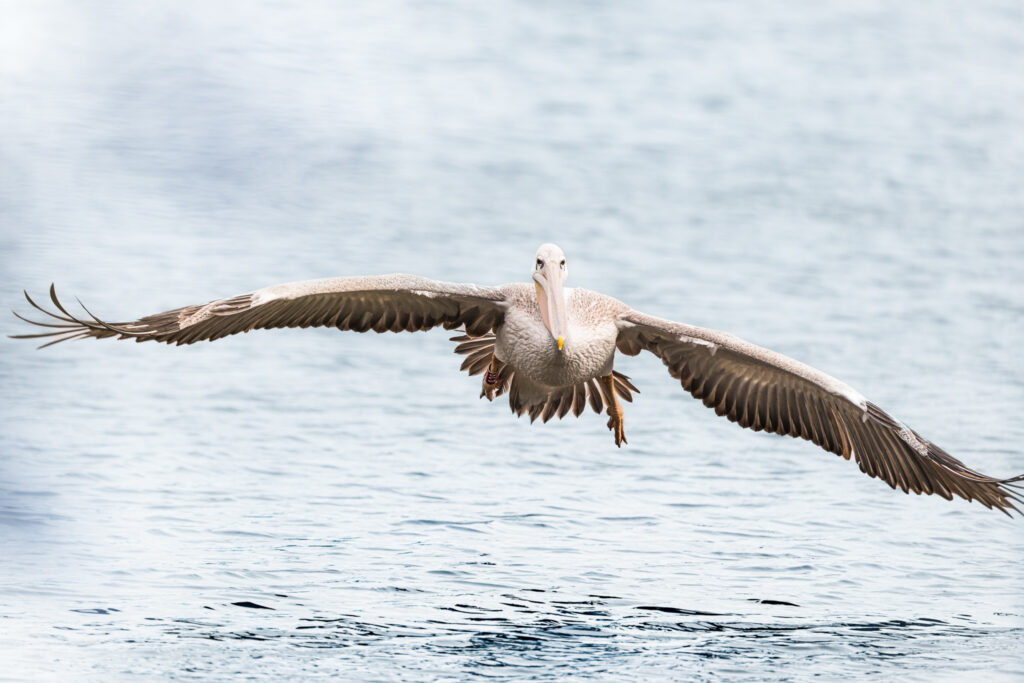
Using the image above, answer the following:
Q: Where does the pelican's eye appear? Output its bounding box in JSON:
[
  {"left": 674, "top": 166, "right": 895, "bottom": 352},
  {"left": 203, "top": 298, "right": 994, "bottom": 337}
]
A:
[
  {"left": 536, "top": 259, "right": 543, "bottom": 269},
  {"left": 560, "top": 260, "right": 566, "bottom": 268}
]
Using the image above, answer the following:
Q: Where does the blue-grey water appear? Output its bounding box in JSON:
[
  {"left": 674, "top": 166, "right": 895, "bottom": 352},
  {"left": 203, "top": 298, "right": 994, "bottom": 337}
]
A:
[{"left": 2, "top": 1, "right": 1023, "bottom": 680}]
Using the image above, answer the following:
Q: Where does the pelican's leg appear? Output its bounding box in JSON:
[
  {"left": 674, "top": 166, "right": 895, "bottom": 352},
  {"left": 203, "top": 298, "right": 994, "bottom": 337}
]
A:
[
  {"left": 482, "top": 353, "right": 501, "bottom": 401},
  {"left": 600, "top": 374, "right": 627, "bottom": 447}
]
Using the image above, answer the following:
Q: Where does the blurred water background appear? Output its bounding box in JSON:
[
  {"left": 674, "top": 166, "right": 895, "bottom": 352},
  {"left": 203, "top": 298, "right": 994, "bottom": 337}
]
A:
[{"left": 1, "top": 0, "right": 1023, "bottom": 679}]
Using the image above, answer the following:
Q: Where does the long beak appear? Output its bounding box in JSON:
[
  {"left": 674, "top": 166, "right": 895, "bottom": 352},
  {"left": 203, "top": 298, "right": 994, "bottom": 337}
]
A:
[{"left": 533, "top": 271, "right": 568, "bottom": 351}]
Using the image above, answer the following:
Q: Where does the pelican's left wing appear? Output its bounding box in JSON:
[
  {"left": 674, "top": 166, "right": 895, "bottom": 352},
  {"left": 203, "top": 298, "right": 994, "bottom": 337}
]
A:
[
  {"left": 13, "top": 276, "right": 509, "bottom": 348},
  {"left": 615, "top": 309, "right": 1023, "bottom": 515}
]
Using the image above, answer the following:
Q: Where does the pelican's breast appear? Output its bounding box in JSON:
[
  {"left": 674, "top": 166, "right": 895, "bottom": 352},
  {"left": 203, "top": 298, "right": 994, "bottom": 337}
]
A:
[{"left": 495, "top": 286, "right": 628, "bottom": 388}]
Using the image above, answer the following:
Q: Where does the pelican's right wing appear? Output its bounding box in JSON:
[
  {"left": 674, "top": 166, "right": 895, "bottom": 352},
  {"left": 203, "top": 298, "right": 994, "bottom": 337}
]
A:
[
  {"left": 13, "top": 275, "right": 510, "bottom": 348},
  {"left": 616, "top": 309, "right": 1023, "bottom": 515}
]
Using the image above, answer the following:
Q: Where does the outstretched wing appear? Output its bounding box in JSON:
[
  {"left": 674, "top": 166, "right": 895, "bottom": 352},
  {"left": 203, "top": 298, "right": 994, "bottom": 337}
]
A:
[
  {"left": 13, "top": 276, "right": 510, "bottom": 348},
  {"left": 616, "top": 309, "right": 1023, "bottom": 515}
]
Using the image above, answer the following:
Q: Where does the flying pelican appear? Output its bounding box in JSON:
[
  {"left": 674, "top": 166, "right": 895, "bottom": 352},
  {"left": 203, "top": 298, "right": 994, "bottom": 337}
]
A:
[{"left": 12, "top": 243, "right": 1023, "bottom": 515}]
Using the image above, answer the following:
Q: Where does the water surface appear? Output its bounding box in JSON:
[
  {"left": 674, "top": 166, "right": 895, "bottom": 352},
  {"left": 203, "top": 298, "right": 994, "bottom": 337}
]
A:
[{"left": 1, "top": 1, "right": 1023, "bottom": 679}]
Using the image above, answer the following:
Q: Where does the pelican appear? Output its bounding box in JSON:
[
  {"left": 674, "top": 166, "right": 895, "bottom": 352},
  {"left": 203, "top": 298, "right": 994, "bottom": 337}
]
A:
[{"left": 12, "top": 243, "right": 1023, "bottom": 515}]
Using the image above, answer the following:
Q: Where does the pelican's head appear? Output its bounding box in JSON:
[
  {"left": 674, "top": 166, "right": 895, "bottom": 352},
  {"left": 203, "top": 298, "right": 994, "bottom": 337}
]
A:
[{"left": 532, "top": 243, "right": 568, "bottom": 351}]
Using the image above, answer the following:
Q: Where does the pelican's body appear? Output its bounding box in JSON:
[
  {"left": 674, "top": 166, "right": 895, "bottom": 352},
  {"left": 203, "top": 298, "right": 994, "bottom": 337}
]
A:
[
  {"left": 12, "top": 243, "right": 1023, "bottom": 516},
  {"left": 496, "top": 285, "right": 621, "bottom": 386}
]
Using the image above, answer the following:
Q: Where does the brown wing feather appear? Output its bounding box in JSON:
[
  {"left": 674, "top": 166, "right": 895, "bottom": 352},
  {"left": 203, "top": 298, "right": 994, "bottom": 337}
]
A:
[
  {"left": 618, "top": 310, "right": 1023, "bottom": 516},
  {"left": 12, "top": 277, "right": 509, "bottom": 348}
]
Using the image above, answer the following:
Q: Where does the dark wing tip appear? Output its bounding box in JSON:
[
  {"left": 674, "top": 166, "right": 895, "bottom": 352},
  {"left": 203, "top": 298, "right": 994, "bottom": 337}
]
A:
[{"left": 12, "top": 286, "right": 135, "bottom": 348}]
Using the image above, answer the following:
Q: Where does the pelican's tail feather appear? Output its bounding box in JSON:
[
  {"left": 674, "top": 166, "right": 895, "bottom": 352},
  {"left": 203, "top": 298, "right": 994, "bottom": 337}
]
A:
[{"left": 450, "top": 333, "right": 639, "bottom": 421}]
